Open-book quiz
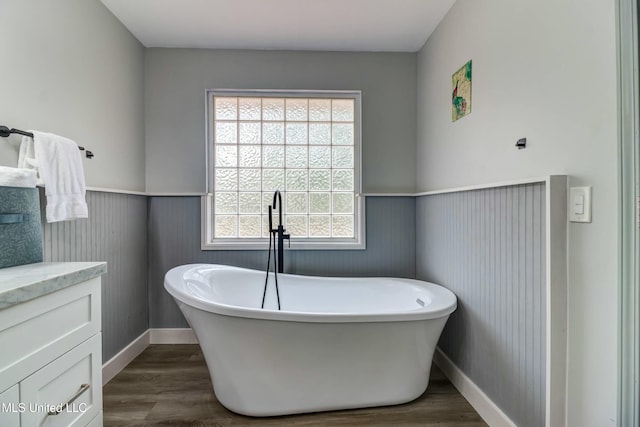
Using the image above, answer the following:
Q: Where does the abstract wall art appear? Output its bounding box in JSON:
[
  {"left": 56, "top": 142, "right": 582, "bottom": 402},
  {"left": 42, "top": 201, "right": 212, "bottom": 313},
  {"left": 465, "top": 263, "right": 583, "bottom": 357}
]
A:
[{"left": 452, "top": 60, "right": 472, "bottom": 122}]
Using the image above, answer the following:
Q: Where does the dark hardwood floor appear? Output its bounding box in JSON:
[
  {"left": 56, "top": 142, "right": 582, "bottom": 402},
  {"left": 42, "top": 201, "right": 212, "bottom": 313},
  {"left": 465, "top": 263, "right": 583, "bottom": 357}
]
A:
[{"left": 103, "top": 345, "right": 487, "bottom": 427}]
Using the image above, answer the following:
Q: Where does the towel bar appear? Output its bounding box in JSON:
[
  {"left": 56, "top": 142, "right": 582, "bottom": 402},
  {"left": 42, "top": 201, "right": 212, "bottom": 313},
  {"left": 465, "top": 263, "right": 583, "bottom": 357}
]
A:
[{"left": 0, "top": 125, "right": 94, "bottom": 159}]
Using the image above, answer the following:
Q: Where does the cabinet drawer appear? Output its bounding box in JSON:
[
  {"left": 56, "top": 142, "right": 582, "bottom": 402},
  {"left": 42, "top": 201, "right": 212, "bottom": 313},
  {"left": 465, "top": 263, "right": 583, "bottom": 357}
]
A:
[
  {"left": 0, "top": 278, "right": 100, "bottom": 392},
  {"left": 20, "top": 334, "right": 102, "bottom": 427},
  {"left": 0, "top": 384, "right": 20, "bottom": 427}
]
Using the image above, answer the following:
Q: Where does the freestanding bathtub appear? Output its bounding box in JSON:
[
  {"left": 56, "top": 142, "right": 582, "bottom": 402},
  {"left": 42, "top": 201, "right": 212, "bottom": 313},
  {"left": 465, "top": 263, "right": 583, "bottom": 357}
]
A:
[{"left": 164, "top": 264, "right": 457, "bottom": 417}]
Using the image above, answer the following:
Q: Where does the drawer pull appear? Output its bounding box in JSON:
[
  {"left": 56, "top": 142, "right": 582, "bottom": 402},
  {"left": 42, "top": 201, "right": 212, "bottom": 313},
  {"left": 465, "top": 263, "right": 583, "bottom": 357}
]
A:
[{"left": 47, "top": 383, "right": 90, "bottom": 416}]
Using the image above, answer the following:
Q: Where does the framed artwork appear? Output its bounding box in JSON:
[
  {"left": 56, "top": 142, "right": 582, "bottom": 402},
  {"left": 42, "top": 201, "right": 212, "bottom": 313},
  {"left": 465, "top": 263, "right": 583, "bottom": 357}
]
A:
[{"left": 452, "top": 60, "right": 472, "bottom": 121}]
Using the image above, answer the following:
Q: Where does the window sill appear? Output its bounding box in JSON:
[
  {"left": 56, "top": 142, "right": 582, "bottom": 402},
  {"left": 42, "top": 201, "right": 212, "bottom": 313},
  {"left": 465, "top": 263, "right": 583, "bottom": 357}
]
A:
[{"left": 200, "top": 239, "right": 366, "bottom": 251}]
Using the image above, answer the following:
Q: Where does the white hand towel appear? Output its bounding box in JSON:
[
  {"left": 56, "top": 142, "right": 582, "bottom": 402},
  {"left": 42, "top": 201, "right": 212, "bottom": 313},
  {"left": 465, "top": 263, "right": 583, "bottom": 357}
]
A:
[
  {"left": 26, "top": 131, "right": 88, "bottom": 222},
  {"left": 0, "top": 166, "right": 38, "bottom": 188},
  {"left": 18, "top": 136, "right": 43, "bottom": 186}
]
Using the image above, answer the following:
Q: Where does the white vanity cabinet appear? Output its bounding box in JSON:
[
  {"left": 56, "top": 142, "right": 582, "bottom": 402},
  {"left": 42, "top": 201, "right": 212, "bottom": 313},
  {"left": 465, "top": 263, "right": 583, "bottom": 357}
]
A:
[
  {"left": 0, "top": 262, "right": 106, "bottom": 427},
  {"left": 0, "top": 384, "right": 20, "bottom": 426}
]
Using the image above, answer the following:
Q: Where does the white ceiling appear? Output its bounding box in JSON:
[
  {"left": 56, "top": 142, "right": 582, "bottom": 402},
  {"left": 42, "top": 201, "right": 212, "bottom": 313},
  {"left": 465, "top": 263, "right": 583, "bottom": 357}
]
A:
[{"left": 100, "top": 0, "right": 456, "bottom": 52}]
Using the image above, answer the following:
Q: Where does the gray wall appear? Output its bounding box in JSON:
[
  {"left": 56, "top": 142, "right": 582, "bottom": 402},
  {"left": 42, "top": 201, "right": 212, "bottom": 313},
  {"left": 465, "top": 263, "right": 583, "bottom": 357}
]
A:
[
  {"left": 42, "top": 190, "right": 149, "bottom": 362},
  {"left": 0, "top": 0, "right": 146, "bottom": 191},
  {"left": 144, "top": 49, "right": 417, "bottom": 194},
  {"left": 417, "top": 182, "right": 546, "bottom": 427},
  {"left": 148, "top": 196, "right": 415, "bottom": 327},
  {"left": 416, "top": 1, "right": 617, "bottom": 424},
  {"left": 0, "top": 0, "right": 147, "bottom": 360}
]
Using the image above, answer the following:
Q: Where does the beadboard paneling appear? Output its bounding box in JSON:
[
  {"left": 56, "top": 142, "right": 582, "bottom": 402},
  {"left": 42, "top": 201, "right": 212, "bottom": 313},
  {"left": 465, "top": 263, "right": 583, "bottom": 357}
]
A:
[
  {"left": 148, "top": 196, "right": 415, "bottom": 328},
  {"left": 416, "top": 182, "right": 546, "bottom": 427},
  {"left": 41, "top": 190, "right": 148, "bottom": 362}
]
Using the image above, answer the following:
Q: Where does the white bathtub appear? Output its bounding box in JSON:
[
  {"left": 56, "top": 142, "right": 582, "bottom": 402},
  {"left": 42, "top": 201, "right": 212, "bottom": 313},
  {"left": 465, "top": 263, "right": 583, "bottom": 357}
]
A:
[{"left": 164, "top": 264, "right": 457, "bottom": 417}]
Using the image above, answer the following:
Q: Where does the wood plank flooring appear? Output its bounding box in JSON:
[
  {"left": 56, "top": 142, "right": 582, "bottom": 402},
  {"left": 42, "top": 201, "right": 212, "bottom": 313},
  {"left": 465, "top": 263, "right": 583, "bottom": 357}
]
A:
[{"left": 103, "top": 345, "right": 487, "bottom": 426}]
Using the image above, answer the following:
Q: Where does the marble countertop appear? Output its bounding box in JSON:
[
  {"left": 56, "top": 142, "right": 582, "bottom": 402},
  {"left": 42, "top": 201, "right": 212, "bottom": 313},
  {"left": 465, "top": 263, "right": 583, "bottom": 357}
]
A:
[{"left": 0, "top": 262, "right": 107, "bottom": 310}]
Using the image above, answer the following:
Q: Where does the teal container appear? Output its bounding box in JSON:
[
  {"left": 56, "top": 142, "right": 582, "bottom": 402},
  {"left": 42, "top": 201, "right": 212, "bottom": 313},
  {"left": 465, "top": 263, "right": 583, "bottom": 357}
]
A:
[{"left": 0, "top": 186, "right": 43, "bottom": 269}]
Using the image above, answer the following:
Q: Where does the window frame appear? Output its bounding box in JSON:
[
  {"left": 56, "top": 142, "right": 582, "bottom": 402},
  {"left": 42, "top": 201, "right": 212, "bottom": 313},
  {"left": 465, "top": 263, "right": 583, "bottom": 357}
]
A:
[{"left": 201, "top": 89, "right": 365, "bottom": 250}]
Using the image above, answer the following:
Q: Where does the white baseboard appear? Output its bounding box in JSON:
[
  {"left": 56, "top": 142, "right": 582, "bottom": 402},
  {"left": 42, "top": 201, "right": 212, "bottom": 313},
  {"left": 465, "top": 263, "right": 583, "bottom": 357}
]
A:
[
  {"left": 433, "top": 348, "right": 517, "bottom": 427},
  {"left": 102, "top": 330, "right": 150, "bottom": 386},
  {"left": 149, "top": 328, "right": 199, "bottom": 344}
]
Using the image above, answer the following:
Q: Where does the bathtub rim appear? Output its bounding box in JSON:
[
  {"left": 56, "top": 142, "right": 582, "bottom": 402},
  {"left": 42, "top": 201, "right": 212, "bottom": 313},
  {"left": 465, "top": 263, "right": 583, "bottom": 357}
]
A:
[{"left": 164, "top": 263, "right": 457, "bottom": 323}]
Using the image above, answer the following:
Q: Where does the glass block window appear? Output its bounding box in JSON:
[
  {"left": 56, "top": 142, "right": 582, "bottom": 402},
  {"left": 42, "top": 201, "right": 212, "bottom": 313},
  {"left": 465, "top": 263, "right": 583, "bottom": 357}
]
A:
[{"left": 203, "top": 90, "right": 363, "bottom": 250}]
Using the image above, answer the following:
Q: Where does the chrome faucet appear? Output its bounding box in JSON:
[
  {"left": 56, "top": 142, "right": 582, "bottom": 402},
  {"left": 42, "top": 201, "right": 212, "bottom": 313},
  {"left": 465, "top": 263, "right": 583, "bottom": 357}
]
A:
[{"left": 270, "top": 190, "right": 290, "bottom": 273}]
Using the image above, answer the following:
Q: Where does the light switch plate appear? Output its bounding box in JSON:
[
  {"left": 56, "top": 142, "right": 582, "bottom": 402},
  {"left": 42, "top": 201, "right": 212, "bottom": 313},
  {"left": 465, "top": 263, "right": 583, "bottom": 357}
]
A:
[{"left": 569, "top": 186, "right": 592, "bottom": 223}]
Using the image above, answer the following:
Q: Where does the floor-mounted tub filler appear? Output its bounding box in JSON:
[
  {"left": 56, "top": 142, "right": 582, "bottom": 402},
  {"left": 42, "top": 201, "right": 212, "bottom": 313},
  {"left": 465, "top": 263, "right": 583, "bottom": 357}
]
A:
[{"left": 164, "top": 264, "right": 457, "bottom": 417}]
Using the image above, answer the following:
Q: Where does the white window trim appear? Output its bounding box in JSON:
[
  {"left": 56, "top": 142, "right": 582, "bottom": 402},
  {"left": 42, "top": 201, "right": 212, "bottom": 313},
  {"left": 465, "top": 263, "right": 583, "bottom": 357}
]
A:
[{"left": 201, "top": 89, "right": 365, "bottom": 251}]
